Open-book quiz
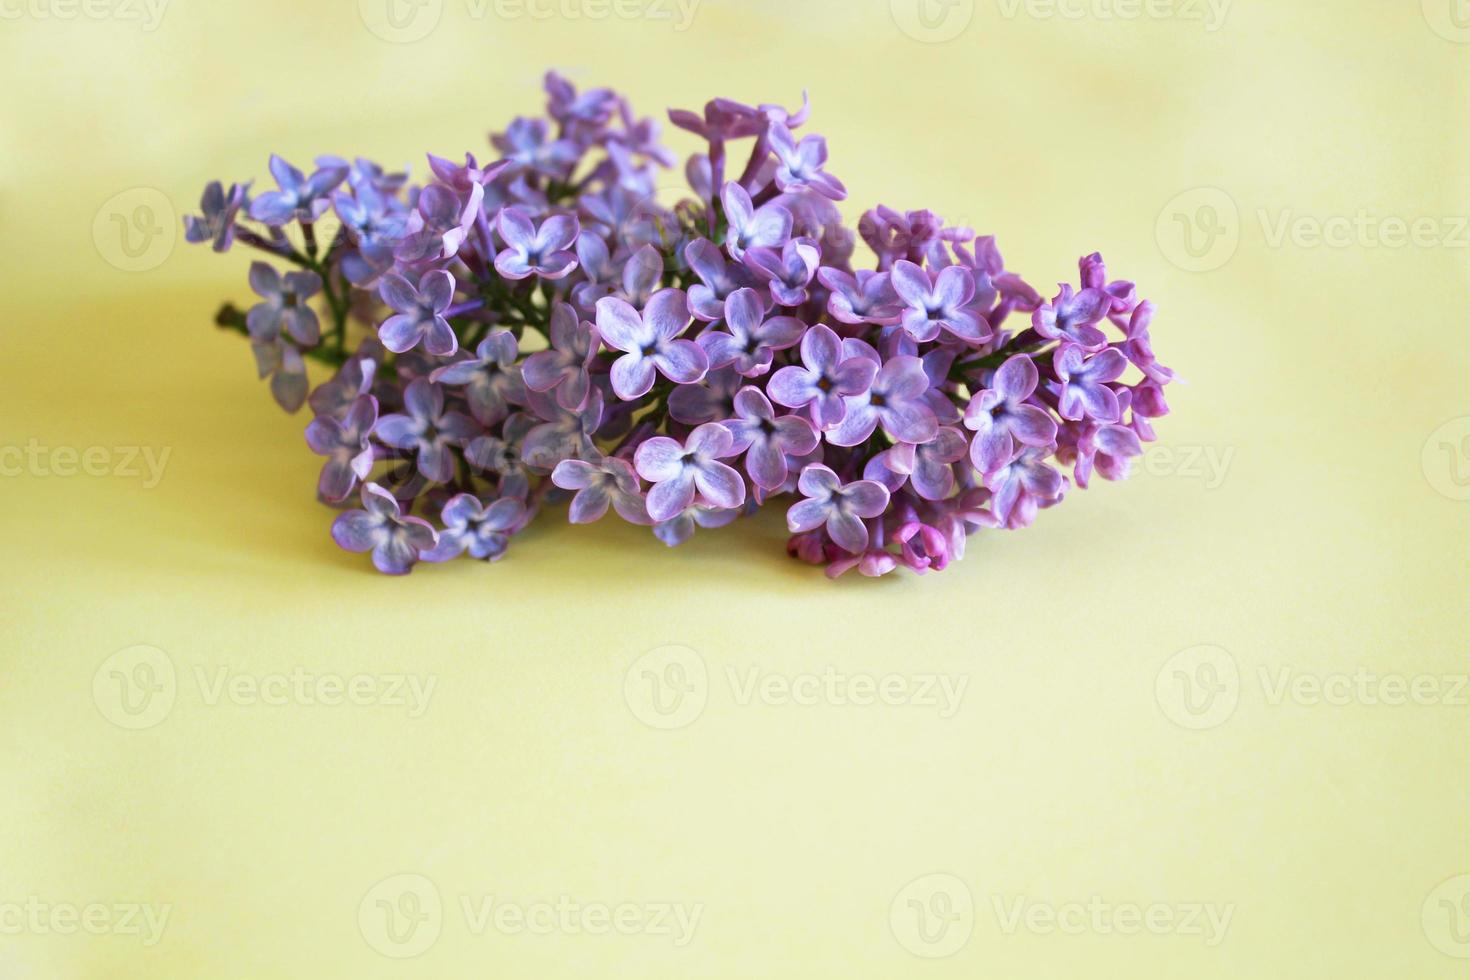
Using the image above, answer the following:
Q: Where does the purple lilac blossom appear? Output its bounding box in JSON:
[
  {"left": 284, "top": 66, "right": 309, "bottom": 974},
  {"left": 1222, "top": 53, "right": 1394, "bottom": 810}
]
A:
[
  {"left": 596, "top": 290, "right": 707, "bottom": 399},
  {"left": 634, "top": 423, "right": 746, "bottom": 522},
  {"left": 189, "top": 72, "right": 1175, "bottom": 576}
]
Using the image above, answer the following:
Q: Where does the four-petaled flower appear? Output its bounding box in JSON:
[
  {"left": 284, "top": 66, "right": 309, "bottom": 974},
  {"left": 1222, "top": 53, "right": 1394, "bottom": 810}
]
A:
[
  {"left": 819, "top": 268, "right": 901, "bottom": 326},
  {"left": 184, "top": 180, "right": 249, "bottom": 252},
  {"left": 865, "top": 426, "right": 969, "bottom": 501},
  {"left": 721, "top": 182, "right": 792, "bottom": 261},
  {"left": 890, "top": 260, "right": 989, "bottom": 344},
  {"left": 786, "top": 465, "right": 890, "bottom": 554},
  {"left": 768, "top": 122, "right": 846, "bottom": 200},
  {"left": 963, "top": 353, "right": 1059, "bottom": 474},
  {"left": 1033, "top": 283, "right": 1112, "bottom": 351},
  {"left": 634, "top": 423, "right": 747, "bottom": 522},
  {"left": 744, "top": 238, "right": 820, "bottom": 307},
  {"left": 1054, "top": 344, "right": 1127, "bottom": 422},
  {"left": 495, "top": 208, "right": 580, "bottom": 280},
  {"left": 723, "top": 387, "right": 820, "bottom": 490},
  {"left": 521, "top": 303, "right": 597, "bottom": 411},
  {"left": 767, "top": 324, "right": 878, "bottom": 428},
  {"left": 551, "top": 454, "right": 651, "bottom": 525},
  {"left": 248, "top": 155, "right": 346, "bottom": 226},
  {"left": 685, "top": 237, "right": 753, "bottom": 321},
  {"left": 422, "top": 494, "right": 527, "bottom": 562},
  {"left": 374, "top": 379, "right": 480, "bottom": 483},
  {"left": 331, "top": 483, "right": 438, "bottom": 575},
  {"left": 378, "top": 269, "right": 458, "bottom": 357},
  {"left": 697, "top": 288, "right": 804, "bottom": 378},
  {"left": 246, "top": 262, "right": 322, "bottom": 345},
  {"left": 596, "top": 290, "right": 708, "bottom": 400},
  {"left": 305, "top": 394, "right": 377, "bottom": 503},
  {"left": 825, "top": 355, "right": 938, "bottom": 447},
  {"left": 430, "top": 330, "right": 524, "bottom": 425},
  {"left": 985, "top": 448, "right": 1066, "bottom": 528}
]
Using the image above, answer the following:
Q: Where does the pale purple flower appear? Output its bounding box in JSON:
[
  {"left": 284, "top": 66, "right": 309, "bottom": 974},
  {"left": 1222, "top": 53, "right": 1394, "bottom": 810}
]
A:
[
  {"left": 184, "top": 180, "right": 249, "bottom": 252},
  {"left": 819, "top": 268, "right": 901, "bottom": 326},
  {"left": 864, "top": 427, "right": 968, "bottom": 501},
  {"left": 614, "top": 244, "right": 664, "bottom": 307},
  {"left": 495, "top": 208, "right": 580, "bottom": 280},
  {"left": 331, "top": 483, "right": 438, "bottom": 575},
  {"left": 305, "top": 394, "right": 377, "bottom": 502},
  {"left": 890, "top": 260, "right": 989, "bottom": 344},
  {"left": 723, "top": 387, "right": 820, "bottom": 490},
  {"left": 374, "top": 379, "right": 479, "bottom": 483},
  {"left": 653, "top": 504, "right": 739, "bottom": 547},
  {"left": 767, "top": 122, "right": 846, "bottom": 200},
  {"left": 596, "top": 290, "right": 708, "bottom": 400},
  {"left": 697, "top": 288, "right": 804, "bottom": 378},
  {"left": 333, "top": 183, "right": 408, "bottom": 250},
  {"left": 308, "top": 345, "right": 380, "bottom": 419},
  {"left": 668, "top": 366, "right": 742, "bottom": 425},
  {"left": 251, "top": 336, "right": 308, "bottom": 413},
  {"left": 634, "top": 423, "right": 746, "bottom": 522},
  {"left": 1033, "top": 284, "right": 1112, "bottom": 351},
  {"left": 722, "top": 182, "right": 792, "bottom": 261},
  {"left": 430, "top": 330, "right": 524, "bottom": 424},
  {"left": 521, "top": 387, "right": 603, "bottom": 471},
  {"left": 1122, "top": 300, "right": 1174, "bottom": 384},
  {"left": 963, "top": 353, "right": 1059, "bottom": 473},
  {"left": 493, "top": 117, "right": 579, "bottom": 177},
  {"left": 245, "top": 263, "right": 321, "bottom": 346},
  {"left": 378, "top": 270, "right": 457, "bottom": 357},
  {"left": 744, "top": 238, "right": 820, "bottom": 307},
  {"left": 571, "top": 232, "right": 618, "bottom": 310},
  {"left": 1054, "top": 344, "right": 1127, "bottom": 422},
  {"left": 249, "top": 155, "right": 346, "bottom": 226},
  {"left": 825, "top": 355, "right": 939, "bottom": 447},
  {"left": 396, "top": 184, "right": 477, "bottom": 263},
  {"left": 551, "top": 454, "right": 651, "bottom": 525},
  {"left": 685, "top": 237, "right": 753, "bottom": 321},
  {"left": 421, "top": 494, "right": 527, "bottom": 562},
  {"left": 521, "top": 303, "right": 596, "bottom": 411},
  {"left": 985, "top": 448, "right": 1066, "bottom": 528},
  {"left": 767, "top": 324, "right": 878, "bottom": 428},
  {"left": 1068, "top": 420, "right": 1144, "bottom": 489},
  {"left": 786, "top": 464, "right": 890, "bottom": 554}
]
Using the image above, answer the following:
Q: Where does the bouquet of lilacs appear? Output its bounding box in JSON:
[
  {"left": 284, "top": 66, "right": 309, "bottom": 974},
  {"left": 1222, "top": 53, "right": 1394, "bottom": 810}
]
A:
[{"left": 184, "top": 71, "right": 1174, "bottom": 577}]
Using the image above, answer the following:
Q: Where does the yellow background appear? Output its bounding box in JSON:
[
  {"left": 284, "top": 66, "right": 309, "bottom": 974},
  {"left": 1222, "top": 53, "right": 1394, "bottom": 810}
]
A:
[{"left": 3, "top": 0, "right": 1469, "bottom": 976}]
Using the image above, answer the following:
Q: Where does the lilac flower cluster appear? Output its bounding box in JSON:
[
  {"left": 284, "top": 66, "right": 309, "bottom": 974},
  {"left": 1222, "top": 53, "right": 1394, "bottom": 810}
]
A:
[{"left": 187, "top": 72, "right": 1174, "bottom": 577}]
